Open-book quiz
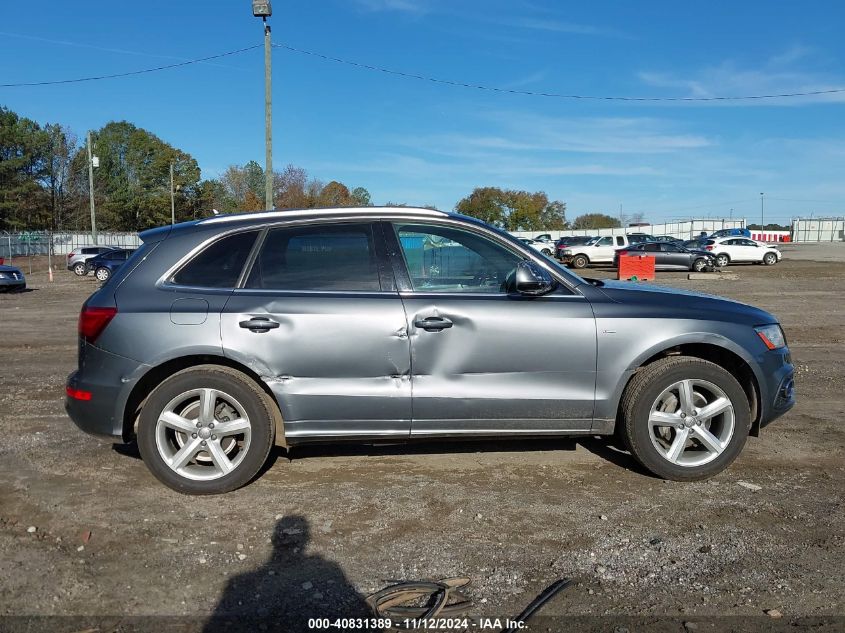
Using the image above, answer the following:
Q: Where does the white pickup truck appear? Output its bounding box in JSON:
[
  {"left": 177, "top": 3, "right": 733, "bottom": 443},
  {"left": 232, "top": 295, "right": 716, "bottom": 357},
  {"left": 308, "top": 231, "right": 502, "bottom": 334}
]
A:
[{"left": 558, "top": 234, "right": 650, "bottom": 268}]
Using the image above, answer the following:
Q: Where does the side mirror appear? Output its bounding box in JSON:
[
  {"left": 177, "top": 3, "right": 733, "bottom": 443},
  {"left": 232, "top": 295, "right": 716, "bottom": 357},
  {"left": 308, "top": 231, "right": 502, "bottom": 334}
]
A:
[{"left": 514, "top": 260, "right": 556, "bottom": 296}]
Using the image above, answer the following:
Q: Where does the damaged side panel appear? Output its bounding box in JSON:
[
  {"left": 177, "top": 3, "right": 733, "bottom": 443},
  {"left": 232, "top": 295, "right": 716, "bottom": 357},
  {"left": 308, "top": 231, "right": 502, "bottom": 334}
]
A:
[
  {"left": 220, "top": 292, "right": 412, "bottom": 440},
  {"left": 399, "top": 294, "right": 598, "bottom": 435}
]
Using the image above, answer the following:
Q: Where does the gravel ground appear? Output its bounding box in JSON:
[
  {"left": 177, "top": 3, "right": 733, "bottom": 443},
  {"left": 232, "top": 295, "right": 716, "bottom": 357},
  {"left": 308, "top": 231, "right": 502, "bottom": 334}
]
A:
[{"left": 0, "top": 250, "right": 843, "bottom": 632}]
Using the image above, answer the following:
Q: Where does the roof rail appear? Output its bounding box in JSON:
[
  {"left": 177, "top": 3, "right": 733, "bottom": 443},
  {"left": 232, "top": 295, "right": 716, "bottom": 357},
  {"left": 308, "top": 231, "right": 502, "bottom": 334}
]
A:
[{"left": 198, "top": 206, "right": 447, "bottom": 224}]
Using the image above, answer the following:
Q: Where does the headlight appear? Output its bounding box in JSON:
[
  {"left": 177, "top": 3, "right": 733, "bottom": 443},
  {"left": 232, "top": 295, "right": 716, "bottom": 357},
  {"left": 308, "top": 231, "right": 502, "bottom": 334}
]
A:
[{"left": 755, "top": 324, "right": 786, "bottom": 350}]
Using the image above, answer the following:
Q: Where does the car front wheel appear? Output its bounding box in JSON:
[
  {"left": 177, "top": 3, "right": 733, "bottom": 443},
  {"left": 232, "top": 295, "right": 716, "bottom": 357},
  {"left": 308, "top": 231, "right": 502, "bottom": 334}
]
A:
[
  {"left": 541, "top": 248, "right": 552, "bottom": 256},
  {"left": 571, "top": 254, "right": 589, "bottom": 269},
  {"left": 763, "top": 252, "right": 778, "bottom": 265},
  {"left": 692, "top": 258, "right": 708, "bottom": 272},
  {"left": 73, "top": 262, "right": 87, "bottom": 276},
  {"left": 137, "top": 366, "right": 276, "bottom": 494},
  {"left": 620, "top": 356, "right": 750, "bottom": 481}
]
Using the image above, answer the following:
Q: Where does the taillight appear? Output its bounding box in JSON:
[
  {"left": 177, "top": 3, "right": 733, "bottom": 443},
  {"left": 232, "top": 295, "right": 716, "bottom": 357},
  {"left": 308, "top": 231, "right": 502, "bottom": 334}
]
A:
[
  {"left": 66, "top": 386, "right": 92, "bottom": 401},
  {"left": 67, "top": 253, "right": 73, "bottom": 260},
  {"left": 706, "top": 245, "right": 713, "bottom": 251},
  {"left": 79, "top": 306, "right": 117, "bottom": 343}
]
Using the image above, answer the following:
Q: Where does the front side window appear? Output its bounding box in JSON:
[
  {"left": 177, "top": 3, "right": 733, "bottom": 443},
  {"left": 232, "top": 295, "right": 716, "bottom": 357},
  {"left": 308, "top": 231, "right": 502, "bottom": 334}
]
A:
[
  {"left": 246, "top": 223, "right": 380, "bottom": 291},
  {"left": 393, "top": 223, "right": 522, "bottom": 294},
  {"left": 642, "top": 243, "right": 660, "bottom": 252},
  {"left": 172, "top": 231, "right": 258, "bottom": 288},
  {"left": 616, "top": 236, "right": 625, "bottom": 246},
  {"left": 597, "top": 237, "right": 613, "bottom": 246}
]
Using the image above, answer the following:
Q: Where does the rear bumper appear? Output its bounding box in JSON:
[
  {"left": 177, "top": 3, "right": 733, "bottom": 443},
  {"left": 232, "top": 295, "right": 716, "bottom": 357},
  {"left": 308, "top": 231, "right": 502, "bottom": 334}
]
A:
[{"left": 65, "top": 344, "right": 148, "bottom": 441}]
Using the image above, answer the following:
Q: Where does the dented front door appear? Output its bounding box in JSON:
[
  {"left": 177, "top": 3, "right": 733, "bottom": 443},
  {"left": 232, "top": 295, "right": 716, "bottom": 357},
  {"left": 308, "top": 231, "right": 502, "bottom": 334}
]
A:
[{"left": 387, "top": 221, "right": 598, "bottom": 437}]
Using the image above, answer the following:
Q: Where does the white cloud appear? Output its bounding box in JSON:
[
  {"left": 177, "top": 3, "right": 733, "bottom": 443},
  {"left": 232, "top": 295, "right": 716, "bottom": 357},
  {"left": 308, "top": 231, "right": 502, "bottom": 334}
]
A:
[
  {"left": 506, "top": 17, "right": 627, "bottom": 39},
  {"left": 637, "top": 49, "right": 845, "bottom": 105},
  {"left": 354, "top": 0, "right": 430, "bottom": 13}
]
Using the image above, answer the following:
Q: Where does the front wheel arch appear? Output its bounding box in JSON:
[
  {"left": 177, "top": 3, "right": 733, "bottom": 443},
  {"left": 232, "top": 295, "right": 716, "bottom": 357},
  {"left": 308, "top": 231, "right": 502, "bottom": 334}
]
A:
[{"left": 611, "top": 342, "right": 760, "bottom": 438}]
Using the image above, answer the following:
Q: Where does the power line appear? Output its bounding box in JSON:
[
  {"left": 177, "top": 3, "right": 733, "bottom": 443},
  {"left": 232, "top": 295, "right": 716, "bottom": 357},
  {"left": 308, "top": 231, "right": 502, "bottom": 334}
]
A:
[
  {"left": 4, "top": 39, "right": 844, "bottom": 103},
  {"left": 0, "top": 44, "right": 261, "bottom": 87},
  {"left": 275, "top": 43, "right": 845, "bottom": 102}
]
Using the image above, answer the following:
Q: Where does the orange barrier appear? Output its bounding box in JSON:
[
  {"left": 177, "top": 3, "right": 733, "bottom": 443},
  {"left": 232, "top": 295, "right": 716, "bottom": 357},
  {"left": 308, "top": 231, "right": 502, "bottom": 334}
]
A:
[{"left": 618, "top": 255, "right": 655, "bottom": 281}]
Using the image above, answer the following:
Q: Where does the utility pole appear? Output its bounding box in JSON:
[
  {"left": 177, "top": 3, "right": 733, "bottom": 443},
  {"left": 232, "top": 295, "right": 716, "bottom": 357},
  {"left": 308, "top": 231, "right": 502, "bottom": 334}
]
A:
[
  {"left": 170, "top": 162, "right": 176, "bottom": 225},
  {"left": 253, "top": 1, "right": 274, "bottom": 210},
  {"left": 86, "top": 131, "right": 97, "bottom": 244},
  {"left": 760, "top": 192, "right": 765, "bottom": 232}
]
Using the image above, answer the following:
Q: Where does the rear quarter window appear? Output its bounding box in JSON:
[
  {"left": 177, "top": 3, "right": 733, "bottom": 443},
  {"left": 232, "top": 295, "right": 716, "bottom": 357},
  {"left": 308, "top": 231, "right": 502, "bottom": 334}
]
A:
[{"left": 172, "top": 231, "right": 259, "bottom": 288}]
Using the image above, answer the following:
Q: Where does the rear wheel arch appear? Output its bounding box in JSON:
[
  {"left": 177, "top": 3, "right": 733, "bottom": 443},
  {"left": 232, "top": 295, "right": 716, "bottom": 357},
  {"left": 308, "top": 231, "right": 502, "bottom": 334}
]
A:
[{"left": 122, "top": 355, "right": 287, "bottom": 447}]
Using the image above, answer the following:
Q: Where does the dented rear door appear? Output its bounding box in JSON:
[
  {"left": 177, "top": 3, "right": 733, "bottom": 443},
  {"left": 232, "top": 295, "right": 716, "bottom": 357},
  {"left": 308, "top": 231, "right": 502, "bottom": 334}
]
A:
[{"left": 220, "top": 221, "right": 411, "bottom": 441}]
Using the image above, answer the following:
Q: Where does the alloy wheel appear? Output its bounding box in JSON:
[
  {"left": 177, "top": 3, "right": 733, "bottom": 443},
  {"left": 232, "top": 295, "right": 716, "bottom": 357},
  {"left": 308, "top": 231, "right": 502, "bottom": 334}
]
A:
[
  {"left": 154, "top": 388, "right": 253, "bottom": 481},
  {"left": 648, "top": 379, "right": 735, "bottom": 467}
]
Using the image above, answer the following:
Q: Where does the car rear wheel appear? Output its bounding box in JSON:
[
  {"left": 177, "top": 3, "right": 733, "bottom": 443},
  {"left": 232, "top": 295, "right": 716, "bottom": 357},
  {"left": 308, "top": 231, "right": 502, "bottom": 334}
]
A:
[
  {"left": 692, "top": 258, "right": 708, "bottom": 272},
  {"left": 95, "top": 267, "right": 111, "bottom": 282},
  {"left": 763, "top": 252, "right": 778, "bottom": 265},
  {"left": 541, "top": 248, "right": 552, "bottom": 256},
  {"left": 620, "top": 356, "right": 750, "bottom": 481},
  {"left": 571, "top": 254, "right": 589, "bottom": 269},
  {"left": 715, "top": 254, "right": 729, "bottom": 267},
  {"left": 137, "top": 366, "right": 275, "bottom": 494},
  {"left": 72, "top": 262, "right": 87, "bottom": 276}
]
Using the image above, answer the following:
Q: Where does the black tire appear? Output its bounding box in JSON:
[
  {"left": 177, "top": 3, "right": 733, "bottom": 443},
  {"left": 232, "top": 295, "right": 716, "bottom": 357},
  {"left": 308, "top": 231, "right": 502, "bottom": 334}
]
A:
[
  {"left": 137, "top": 365, "right": 276, "bottom": 494},
  {"left": 692, "top": 258, "right": 708, "bottom": 272},
  {"left": 571, "top": 254, "right": 589, "bottom": 269},
  {"left": 73, "top": 262, "right": 87, "bottom": 276},
  {"left": 95, "top": 267, "right": 111, "bottom": 282},
  {"left": 715, "top": 253, "right": 729, "bottom": 267},
  {"left": 620, "top": 356, "right": 750, "bottom": 481},
  {"left": 541, "top": 248, "right": 552, "bottom": 256},
  {"left": 763, "top": 252, "right": 777, "bottom": 265}
]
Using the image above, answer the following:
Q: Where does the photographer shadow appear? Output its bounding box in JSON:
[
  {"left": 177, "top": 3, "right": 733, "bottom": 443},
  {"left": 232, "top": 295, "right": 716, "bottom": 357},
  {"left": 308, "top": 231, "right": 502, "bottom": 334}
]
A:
[{"left": 204, "top": 515, "right": 380, "bottom": 633}]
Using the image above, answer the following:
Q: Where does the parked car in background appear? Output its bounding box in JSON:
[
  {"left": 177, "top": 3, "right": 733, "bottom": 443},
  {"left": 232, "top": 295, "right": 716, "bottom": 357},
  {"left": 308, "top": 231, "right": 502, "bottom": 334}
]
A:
[
  {"left": 554, "top": 235, "right": 593, "bottom": 259},
  {"left": 65, "top": 206, "right": 795, "bottom": 494},
  {"left": 86, "top": 248, "right": 136, "bottom": 281},
  {"left": 614, "top": 242, "right": 718, "bottom": 272},
  {"left": 518, "top": 238, "right": 554, "bottom": 256},
  {"left": 67, "top": 246, "right": 115, "bottom": 276},
  {"left": 709, "top": 228, "right": 751, "bottom": 239},
  {"left": 559, "top": 234, "right": 635, "bottom": 268},
  {"left": 534, "top": 233, "right": 554, "bottom": 243},
  {"left": 627, "top": 233, "right": 656, "bottom": 244},
  {"left": 0, "top": 263, "right": 26, "bottom": 292},
  {"left": 705, "top": 238, "right": 782, "bottom": 267},
  {"left": 683, "top": 238, "right": 708, "bottom": 250},
  {"left": 650, "top": 235, "right": 685, "bottom": 244}
]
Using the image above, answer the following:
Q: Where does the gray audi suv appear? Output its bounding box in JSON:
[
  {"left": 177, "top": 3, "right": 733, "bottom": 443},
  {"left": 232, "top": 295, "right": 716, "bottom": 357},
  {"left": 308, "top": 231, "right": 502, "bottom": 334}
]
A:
[{"left": 65, "top": 208, "right": 795, "bottom": 494}]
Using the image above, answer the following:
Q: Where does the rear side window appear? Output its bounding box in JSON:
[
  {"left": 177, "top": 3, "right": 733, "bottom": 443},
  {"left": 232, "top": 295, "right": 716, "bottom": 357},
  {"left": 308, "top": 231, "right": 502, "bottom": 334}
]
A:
[
  {"left": 246, "top": 223, "right": 380, "bottom": 291},
  {"left": 172, "top": 231, "right": 258, "bottom": 288}
]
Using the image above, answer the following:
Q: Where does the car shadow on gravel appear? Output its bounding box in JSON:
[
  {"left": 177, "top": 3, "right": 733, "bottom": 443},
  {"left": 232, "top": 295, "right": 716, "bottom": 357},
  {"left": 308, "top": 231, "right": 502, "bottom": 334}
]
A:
[{"left": 203, "top": 515, "right": 379, "bottom": 633}]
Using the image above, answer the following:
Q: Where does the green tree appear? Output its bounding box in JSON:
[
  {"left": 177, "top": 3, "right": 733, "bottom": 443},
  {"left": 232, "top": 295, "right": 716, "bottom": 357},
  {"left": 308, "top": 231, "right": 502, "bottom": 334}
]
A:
[
  {"left": 350, "top": 186, "right": 372, "bottom": 207},
  {"left": 0, "top": 106, "right": 51, "bottom": 230},
  {"left": 89, "top": 121, "right": 201, "bottom": 230},
  {"left": 455, "top": 187, "right": 566, "bottom": 230},
  {"left": 571, "top": 213, "right": 622, "bottom": 230}
]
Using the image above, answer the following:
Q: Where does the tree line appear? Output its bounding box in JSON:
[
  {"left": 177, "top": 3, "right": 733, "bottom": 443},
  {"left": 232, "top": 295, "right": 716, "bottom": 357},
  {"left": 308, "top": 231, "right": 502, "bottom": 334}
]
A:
[
  {"left": 2, "top": 104, "right": 623, "bottom": 233},
  {"left": 0, "top": 107, "right": 375, "bottom": 233}
]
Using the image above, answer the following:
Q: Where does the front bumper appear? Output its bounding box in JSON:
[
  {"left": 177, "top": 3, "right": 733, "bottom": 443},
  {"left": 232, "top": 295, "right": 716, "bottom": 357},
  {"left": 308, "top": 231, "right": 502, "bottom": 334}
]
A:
[
  {"left": 0, "top": 277, "right": 25, "bottom": 290},
  {"left": 757, "top": 347, "right": 795, "bottom": 430}
]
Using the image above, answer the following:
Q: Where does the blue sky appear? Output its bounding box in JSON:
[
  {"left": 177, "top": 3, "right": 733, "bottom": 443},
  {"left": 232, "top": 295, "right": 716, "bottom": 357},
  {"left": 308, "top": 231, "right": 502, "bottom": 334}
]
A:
[{"left": 2, "top": 0, "right": 844, "bottom": 223}]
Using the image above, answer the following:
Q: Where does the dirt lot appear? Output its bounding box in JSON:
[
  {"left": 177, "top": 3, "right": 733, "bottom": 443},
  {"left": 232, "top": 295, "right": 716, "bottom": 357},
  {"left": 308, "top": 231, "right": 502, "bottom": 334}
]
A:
[{"left": 1, "top": 248, "right": 843, "bottom": 632}]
